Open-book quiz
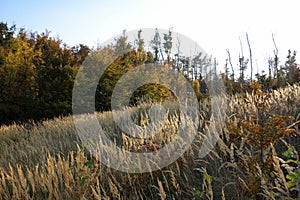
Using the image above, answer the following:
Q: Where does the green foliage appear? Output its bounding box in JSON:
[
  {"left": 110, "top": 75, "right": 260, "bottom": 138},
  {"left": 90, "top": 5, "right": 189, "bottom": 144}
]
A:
[
  {"left": 285, "top": 50, "right": 300, "bottom": 84},
  {"left": 287, "top": 172, "right": 299, "bottom": 191},
  {"left": 0, "top": 25, "right": 39, "bottom": 123},
  {"left": 163, "top": 29, "right": 172, "bottom": 64},
  {"left": 283, "top": 145, "right": 300, "bottom": 195},
  {"left": 1, "top": 22, "right": 300, "bottom": 125},
  {"left": 95, "top": 33, "right": 175, "bottom": 111},
  {"left": 0, "top": 22, "right": 85, "bottom": 124}
]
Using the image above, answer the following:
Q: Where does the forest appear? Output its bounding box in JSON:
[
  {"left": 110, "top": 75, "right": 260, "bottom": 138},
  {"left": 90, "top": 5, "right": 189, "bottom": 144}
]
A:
[{"left": 0, "top": 22, "right": 300, "bottom": 199}]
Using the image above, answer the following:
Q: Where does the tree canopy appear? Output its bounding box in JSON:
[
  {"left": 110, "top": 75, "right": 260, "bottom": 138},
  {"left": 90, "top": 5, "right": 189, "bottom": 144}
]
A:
[{"left": 1, "top": 23, "right": 300, "bottom": 125}]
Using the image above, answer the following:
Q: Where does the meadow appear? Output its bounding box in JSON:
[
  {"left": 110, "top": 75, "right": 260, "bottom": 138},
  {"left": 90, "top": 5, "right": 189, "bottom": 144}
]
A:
[{"left": 0, "top": 83, "right": 300, "bottom": 199}]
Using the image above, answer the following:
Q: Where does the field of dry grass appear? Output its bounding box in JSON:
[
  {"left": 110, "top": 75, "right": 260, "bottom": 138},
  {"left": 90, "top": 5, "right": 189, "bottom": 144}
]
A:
[{"left": 0, "top": 84, "right": 299, "bottom": 199}]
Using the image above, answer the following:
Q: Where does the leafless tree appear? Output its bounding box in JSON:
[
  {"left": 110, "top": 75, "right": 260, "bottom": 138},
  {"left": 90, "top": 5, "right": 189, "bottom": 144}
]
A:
[
  {"left": 246, "top": 33, "right": 253, "bottom": 81},
  {"left": 226, "top": 49, "right": 234, "bottom": 80},
  {"left": 272, "top": 33, "right": 279, "bottom": 81}
]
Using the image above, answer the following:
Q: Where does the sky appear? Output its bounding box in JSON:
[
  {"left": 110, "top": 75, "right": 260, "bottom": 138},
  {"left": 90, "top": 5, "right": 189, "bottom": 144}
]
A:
[{"left": 1, "top": 0, "right": 300, "bottom": 77}]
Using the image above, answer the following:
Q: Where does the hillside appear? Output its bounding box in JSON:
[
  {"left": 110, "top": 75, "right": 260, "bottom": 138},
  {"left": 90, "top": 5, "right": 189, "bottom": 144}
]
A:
[{"left": 0, "top": 84, "right": 299, "bottom": 199}]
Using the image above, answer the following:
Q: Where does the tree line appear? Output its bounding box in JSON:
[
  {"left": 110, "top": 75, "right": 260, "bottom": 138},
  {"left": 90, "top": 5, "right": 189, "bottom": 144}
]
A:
[
  {"left": 222, "top": 33, "right": 300, "bottom": 94},
  {"left": 1, "top": 23, "right": 300, "bottom": 125}
]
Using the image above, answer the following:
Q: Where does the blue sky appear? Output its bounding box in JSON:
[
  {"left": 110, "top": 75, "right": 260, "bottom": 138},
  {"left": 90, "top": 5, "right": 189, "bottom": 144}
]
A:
[{"left": 1, "top": 0, "right": 300, "bottom": 76}]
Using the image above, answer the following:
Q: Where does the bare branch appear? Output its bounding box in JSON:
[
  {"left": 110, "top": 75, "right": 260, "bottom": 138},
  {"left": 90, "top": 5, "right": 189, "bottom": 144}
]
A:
[
  {"left": 226, "top": 49, "right": 234, "bottom": 79},
  {"left": 239, "top": 36, "right": 244, "bottom": 59},
  {"left": 272, "top": 33, "right": 278, "bottom": 56},
  {"left": 239, "top": 36, "right": 245, "bottom": 83},
  {"left": 246, "top": 32, "right": 253, "bottom": 81},
  {"left": 272, "top": 33, "right": 279, "bottom": 81}
]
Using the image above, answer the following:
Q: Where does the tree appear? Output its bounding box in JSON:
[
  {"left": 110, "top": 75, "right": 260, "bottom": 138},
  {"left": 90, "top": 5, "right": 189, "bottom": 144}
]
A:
[
  {"left": 163, "top": 29, "right": 172, "bottom": 64},
  {"left": 114, "top": 30, "right": 132, "bottom": 56},
  {"left": 0, "top": 25, "right": 38, "bottom": 123},
  {"left": 246, "top": 33, "right": 253, "bottom": 82},
  {"left": 135, "top": 29, "right": 144, "bottom": 52},
  {"left": 134, "top": 30, "right": 147, "bottom": 65},
  {"left": 94, "top": 31, "right": 175, "bottom": 111},
  {"left": 151, "top": 29, "right": 164, "bottom": 63},
  {"left": 0, "top": 22, "right": 82, "bottom": 124},
  {"left": 72, "top": 44, "right": 90, "bottom": 65},
  {"left": 238, "top": 37, "right": 248, "bottom": 86},
  {"left": 285, "top": 50, "right": 299, "bottom": 84},
  {"left": 33, "top": 32, "right": 78, "bottom": 119},
  {"left": 226, "top": 49, "right": 235, "bottom": 81},
  {"left": 272, "top": 33, "right": 280, "bottom": 87}
]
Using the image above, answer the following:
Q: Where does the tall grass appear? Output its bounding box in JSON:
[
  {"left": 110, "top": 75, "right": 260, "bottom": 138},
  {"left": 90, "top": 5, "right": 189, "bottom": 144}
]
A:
[{"left": 0, "top": 84, "right": 299, "bottom": 199}]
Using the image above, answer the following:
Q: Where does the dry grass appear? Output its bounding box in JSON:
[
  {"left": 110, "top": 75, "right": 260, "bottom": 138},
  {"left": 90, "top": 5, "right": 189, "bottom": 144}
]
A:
[{"left": 0, "top": 84, "right": 299, "bottom": 199}]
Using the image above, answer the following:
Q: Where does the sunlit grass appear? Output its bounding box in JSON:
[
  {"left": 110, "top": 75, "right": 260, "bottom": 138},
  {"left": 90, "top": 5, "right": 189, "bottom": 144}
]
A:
[{"left": 0, "top": 84, "right": 299, "bottom": 199}]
